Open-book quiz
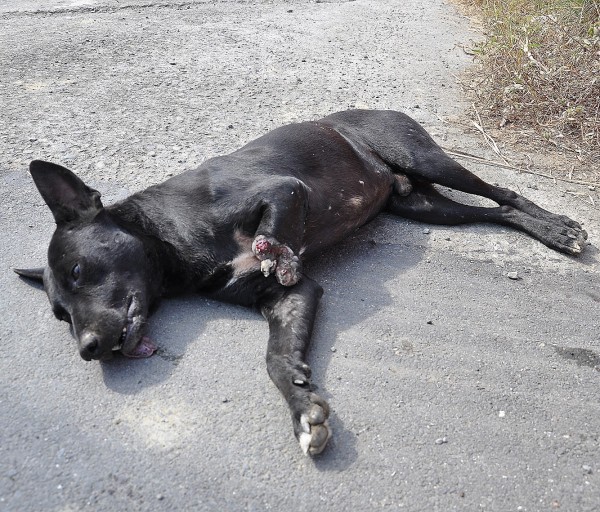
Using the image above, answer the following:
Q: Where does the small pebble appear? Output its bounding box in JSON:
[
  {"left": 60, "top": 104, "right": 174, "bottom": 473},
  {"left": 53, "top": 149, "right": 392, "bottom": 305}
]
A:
[
  {"left": 507, "top": 271, "right": 519, "bottom": 280},
  {"left": 330, "top": 346, "right": 336, "bottom": 352},
  {"left": 221, "top": 398, "right": 229, "bottom": 403},
  {"left": 423, "top": 228, "right": 430, "bottom": 234},
  {"left": 499, "top": 410, "right": 506, "bottom": 418},
  {"left": 156, "top": 494, "right": 165, "bottom": 501},
  {"left": 582, "top": 464, "right": 593, "bottom": 474},
  {"left": 435, "top": 437, "right": 447, "bottom": 445}
]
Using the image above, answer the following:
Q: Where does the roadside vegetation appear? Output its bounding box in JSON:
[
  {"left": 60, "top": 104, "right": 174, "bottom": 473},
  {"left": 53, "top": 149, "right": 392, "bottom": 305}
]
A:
[{"left": 460, "top": 0, "right": 599, "bottom": 179}]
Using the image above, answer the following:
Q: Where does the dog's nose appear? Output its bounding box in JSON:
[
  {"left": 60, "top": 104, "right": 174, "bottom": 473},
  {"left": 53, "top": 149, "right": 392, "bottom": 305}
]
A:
[{"left": 79, "top": 333, "right": 101, "bottom": 361}]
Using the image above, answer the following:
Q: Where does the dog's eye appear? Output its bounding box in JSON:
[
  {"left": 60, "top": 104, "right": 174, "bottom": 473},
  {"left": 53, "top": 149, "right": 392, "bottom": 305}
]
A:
[{"left": 71, "top": 264, "right": 81, "bottom": 281}]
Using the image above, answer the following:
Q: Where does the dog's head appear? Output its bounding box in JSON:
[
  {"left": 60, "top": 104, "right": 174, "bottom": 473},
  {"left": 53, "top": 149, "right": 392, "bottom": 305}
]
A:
[{"left": 16, "top": 160, "right": 158, "bottom": 361}]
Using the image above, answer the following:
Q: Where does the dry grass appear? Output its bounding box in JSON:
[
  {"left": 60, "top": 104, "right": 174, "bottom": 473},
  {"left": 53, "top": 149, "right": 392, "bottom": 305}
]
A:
[{"left": 458, "top": 0, "right": 600, "bottom": 177}]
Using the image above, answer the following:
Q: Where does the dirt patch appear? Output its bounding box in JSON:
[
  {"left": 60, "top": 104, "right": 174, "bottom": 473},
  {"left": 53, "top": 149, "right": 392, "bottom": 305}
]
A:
[{"left": 448, "top": 0, "right": 600, "bottom": 188}]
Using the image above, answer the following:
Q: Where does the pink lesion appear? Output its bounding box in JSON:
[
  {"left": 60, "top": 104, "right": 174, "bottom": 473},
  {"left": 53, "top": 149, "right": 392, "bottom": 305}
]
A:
[
  {"left": 252, "top": 235, "right": 300, "bottom": 286},
  {"left": 228, "top": 230, "right": 301, "bottom": 286},
  {"left": 252, "top": 237, "right": 272, "bottom": 254}
]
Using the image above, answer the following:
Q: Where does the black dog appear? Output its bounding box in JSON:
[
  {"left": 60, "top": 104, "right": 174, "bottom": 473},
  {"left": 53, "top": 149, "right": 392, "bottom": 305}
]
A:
[{"left": 16, "top": 110, "right": 587, "bottom": 455}]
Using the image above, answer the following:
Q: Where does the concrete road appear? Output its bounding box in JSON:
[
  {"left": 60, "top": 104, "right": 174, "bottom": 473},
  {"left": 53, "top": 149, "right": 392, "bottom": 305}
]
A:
[{"left": 1, "top": 1, "right": 599, "bottom": 510}]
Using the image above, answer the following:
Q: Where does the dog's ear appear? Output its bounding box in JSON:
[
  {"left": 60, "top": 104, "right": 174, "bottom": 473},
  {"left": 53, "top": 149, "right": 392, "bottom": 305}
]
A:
[
  {"left": 29, "top": 160, "right": 103, "bottom": 224},
  {"left": 14, "top": 267, "right": 45, "bottom": 285}
]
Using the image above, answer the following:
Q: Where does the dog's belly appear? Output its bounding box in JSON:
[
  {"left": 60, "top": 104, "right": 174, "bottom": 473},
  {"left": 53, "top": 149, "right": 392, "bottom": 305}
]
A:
[
  {"left": 196, "top": 119, "right": 399, "bottom": 258},
  {"left": 300, "top": 163, "right": 395, "bottom": 255}
]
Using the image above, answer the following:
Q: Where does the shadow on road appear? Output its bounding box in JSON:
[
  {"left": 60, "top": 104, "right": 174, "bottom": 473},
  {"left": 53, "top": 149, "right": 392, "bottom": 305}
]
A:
[{"left": 99, "top": 215, "right": 427, "bottom": 468}]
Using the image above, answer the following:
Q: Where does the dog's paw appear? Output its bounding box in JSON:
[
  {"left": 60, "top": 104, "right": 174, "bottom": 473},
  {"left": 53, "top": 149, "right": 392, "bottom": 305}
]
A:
[
  {"left": 564, "top": 227, "right": 588, "bottom": 255},
  {"left": 525, "top": 209, "right": 588, "bottom": 255},
  {"left": 252, "top": 235, "right": 301, "bottom": 286},
  {"left": 546, "top": 220, "right": 588, "bottom": 255},
  {"left": 292, "top": 392, "right": 331, "bottom": 456},
  {"left": 275, "top": 256, "right": 300, "bottom": 286},
  {"left": 562, "top": 219, "right": 588, "bottom": 255}
]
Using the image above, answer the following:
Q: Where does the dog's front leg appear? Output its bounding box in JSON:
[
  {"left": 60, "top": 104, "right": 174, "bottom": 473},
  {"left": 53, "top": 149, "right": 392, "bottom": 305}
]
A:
[
  {"left": 260, "top": 276, "right": 331, "bottom": 455},
  {"left": 251, "top": 177, "right": 309, "bottom": 286}
]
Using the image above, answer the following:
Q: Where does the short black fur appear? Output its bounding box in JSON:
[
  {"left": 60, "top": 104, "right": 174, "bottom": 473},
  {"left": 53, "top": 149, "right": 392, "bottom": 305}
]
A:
[{"left": 16, "top": 110, "right": 587, "bottom": 455}]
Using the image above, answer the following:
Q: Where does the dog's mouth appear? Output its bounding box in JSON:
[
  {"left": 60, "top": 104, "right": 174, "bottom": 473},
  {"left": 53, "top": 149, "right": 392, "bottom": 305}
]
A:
[{"left": 112, "top": 295, "right": 157, "bottom": 358}]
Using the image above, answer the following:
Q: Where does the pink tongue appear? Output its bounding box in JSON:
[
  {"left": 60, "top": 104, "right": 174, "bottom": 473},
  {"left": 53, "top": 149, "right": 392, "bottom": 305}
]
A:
[{"left": 122, "top": 336, "right": 157, "bottom": 358}]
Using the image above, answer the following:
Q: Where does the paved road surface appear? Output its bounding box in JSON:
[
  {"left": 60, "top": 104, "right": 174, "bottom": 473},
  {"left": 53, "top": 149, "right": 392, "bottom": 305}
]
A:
[{"left": 1, "top": 1, "right": 599, "bottom": 510}]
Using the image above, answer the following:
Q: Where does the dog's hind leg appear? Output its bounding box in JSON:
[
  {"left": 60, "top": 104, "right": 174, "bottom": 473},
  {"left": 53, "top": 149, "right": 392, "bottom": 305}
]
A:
[
  {"left": 250, "top": 177, "right": 309, "bottom": 286},
  {"left": 390, "top": 144, "right": 586, "bottom": 254},
  {"left": 386, "top": 180, "right": 587, "bottom": 255},
  {"left": 260, "top": 276, "right": 331, "bottom": 455},
  {"left": 325, "top": 110, "right": 586, "bottom": 254},
  {"left": 408, "top": 151, "right": 580, "bottom": 225}
]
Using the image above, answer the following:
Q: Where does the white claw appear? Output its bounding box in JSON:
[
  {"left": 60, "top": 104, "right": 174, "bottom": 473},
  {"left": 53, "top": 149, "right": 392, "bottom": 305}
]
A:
[
  {"left": 299, "top": 432, "right": 312, "bottom": 455},
  {"left": 300, "top": 414, "right": 311, "bottom": 433}
]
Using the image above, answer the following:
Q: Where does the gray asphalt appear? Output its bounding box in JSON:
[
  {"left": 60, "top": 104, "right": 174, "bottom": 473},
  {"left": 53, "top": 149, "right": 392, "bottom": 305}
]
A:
[{"left": 1, "top": 1, "right": 599, "bottom": 510}]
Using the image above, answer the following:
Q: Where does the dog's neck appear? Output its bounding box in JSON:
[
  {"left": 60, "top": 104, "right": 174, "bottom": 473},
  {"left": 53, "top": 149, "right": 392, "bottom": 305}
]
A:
[{"left": 107, "top": 195, "right": 217, "bottom": 295}]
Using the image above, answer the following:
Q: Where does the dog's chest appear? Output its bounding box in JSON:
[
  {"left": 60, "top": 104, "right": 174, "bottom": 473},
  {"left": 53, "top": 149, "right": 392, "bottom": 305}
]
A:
[{"left": 229, "top": 231, "right": 261, "bottom": 278}]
